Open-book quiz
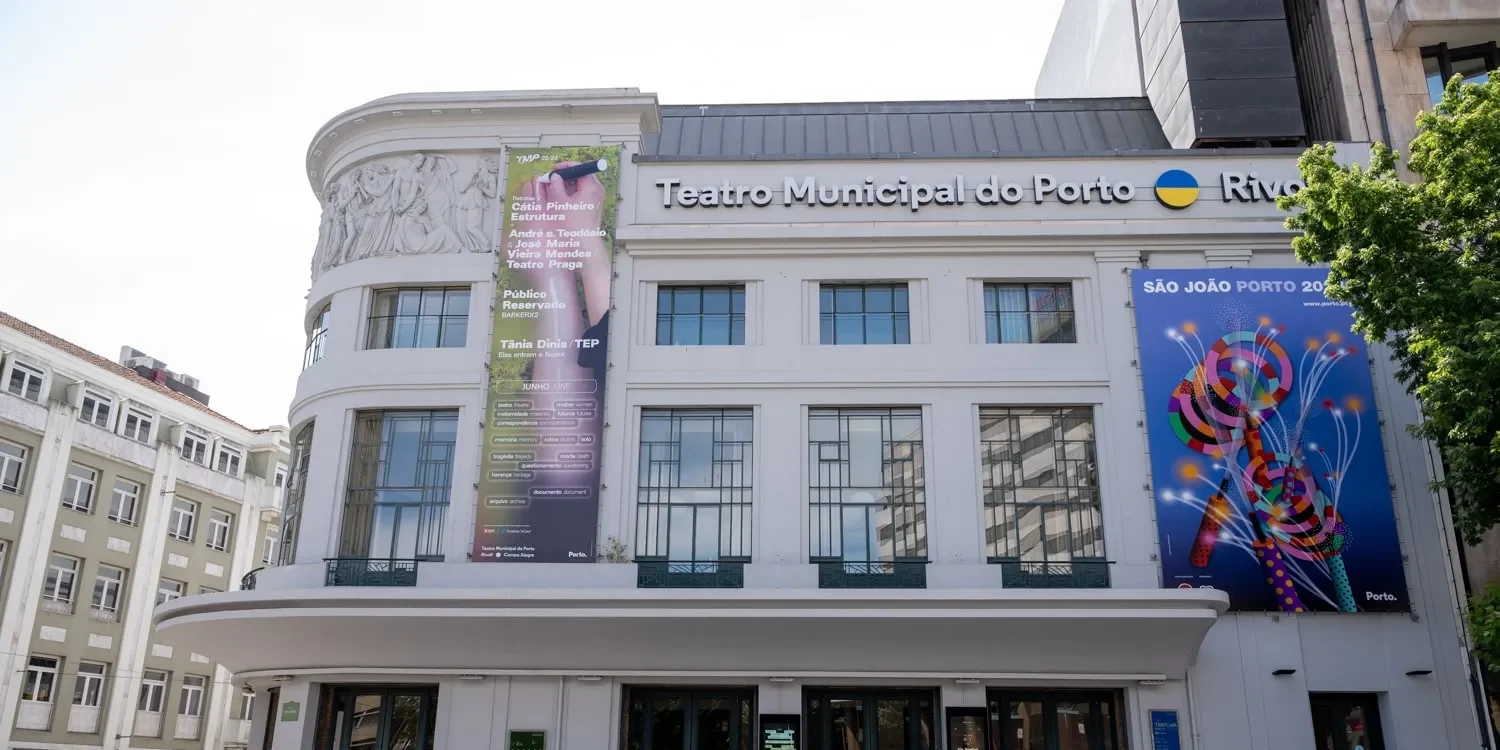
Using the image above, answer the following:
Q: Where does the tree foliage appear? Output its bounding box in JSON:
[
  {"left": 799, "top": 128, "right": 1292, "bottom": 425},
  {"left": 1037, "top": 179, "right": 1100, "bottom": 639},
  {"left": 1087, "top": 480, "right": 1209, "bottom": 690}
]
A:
[{"left": 1280, "top": 75, "right": 1500, "bottom": 544}]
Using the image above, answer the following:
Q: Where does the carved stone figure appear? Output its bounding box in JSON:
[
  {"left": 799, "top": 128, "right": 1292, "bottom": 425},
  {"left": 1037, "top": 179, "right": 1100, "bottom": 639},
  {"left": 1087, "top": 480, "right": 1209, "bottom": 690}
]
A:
[{"left": 309, "top": 151, "right": 500, "bottom": 280}]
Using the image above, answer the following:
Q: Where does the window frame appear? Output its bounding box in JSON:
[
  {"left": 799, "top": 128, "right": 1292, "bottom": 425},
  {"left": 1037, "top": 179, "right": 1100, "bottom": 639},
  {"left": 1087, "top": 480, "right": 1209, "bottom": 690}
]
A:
[
  {"left": 214, "top": 442, "right": 244, "bottom": 477},
  {"left": 237, "top": 690, "right": 255, "bottom": 721},
  {"left": 635, "top": 408, "right": 754, "bottom": 565},
  {"left": 206, "top": 508, "right": 233, "bottom": 552},
  {"left": 6, "top": 361, "right": 46, "bottom": 402},
  {"left": 180, "top": 428, "right": 210, "bottom": 465},
  {"left": 43, "top": 554, "right": 79, "bottom": 605},
  {"left": 986, "top": 689, "right": 1122, "bottom": 750},
  {"left": 108, "top": 478, "right": 141, "bottom": 525},
  {"left": 340, "top": 410, "right": 458, "bottom": 561},
  {"left": 983, "top": 282, "right": 1077, "bottom": 344},
  {"left": 0, "top": 440, "right": 27, "bottom": 494},
  {"left": 23, "top": 655, "right": 61, "bottom": 703},
  {"left": 61, "top": 463, "right": 98, "bottom": 513},
  {"left": 91, "top": 564, "right": 126, "bottom": 615},
  {"left": 121, "top": 407, "right": 154, "bottom": 444},
  {"left": 167, "top": 499, "right": 197, "bottom": 542},
  {"left": 979, "top": 406, "right": 1104, "bottom": 568},
  {"left": 364, "top": 287, "right": 471, "bottom": 350},
  {"left": 80, "top": 388, "right": 114, "bottom": 429},
  {"left": 138, "top": 670, "right": 168, "bottom": 713},
  {"left": 1422, "top": 42, "right": 1499, "bottom": 105},
  {"left": 279, "top": 423, "right": 314, "bottom": 565},
  {"left": 818, "top": 283, "right": 911, "bottom": 345},
  {"left": 263, "top": 529, "right": 279, "bottom": 565},
  {"left": 304, "top": 303, "right": 331, "bottom": 369},
  {"left": 156, "top": 579, "right": 185, "bottom": 607},
  {"left": 654, "top": 285, "right": 747, "bottom": 346},
  {"left": 178, "top": 675, "right": 207, "bottom": 717},
  {"left": 807, "top": 406, "right": 928, "bottom": 563},
  {"left": 73, "top": 661, "right": 107, "bottom": 709}
]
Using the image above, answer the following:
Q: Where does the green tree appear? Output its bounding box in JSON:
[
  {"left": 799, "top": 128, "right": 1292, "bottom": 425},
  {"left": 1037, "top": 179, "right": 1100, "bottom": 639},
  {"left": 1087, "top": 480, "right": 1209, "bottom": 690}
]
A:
[{"left": 1280, "top": 75, "right": 1500, "bottom": 549}]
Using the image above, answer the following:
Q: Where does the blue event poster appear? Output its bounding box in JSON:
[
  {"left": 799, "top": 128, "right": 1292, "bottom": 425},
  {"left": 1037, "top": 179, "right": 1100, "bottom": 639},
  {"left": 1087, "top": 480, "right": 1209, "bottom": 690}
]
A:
[{"left": 1131, "top": 268, "right": 1408, "bottom": 613}]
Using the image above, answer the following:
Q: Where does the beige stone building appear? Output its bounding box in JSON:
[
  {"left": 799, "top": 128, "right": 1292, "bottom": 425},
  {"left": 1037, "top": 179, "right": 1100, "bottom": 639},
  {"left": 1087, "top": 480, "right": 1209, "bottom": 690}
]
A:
[{"left": 0, "top": 312, "right": 287, "bottom": 750}]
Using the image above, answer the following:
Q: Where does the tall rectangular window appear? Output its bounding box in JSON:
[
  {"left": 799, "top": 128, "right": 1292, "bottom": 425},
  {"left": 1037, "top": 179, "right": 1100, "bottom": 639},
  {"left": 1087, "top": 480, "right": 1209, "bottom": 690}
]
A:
[
  {"left": 819, "top": 284, "right": 910, "bottom": 344},
  {"left": 279, "top": 423, "right": 314, "bottom": 565},
  {"left": 61, "top": 464, "right": 98, "bottom": 513},
  {"left": 121, "top": 408, "right": 153, "bottom": 443},
  {"left": 206, "top": 509, "right": 233, "bottom": 552},
  {"left": 7, "top": 362, "right": 44, "bottom": 402},
  {"left": 80, "top": 389, "right": 113, "bottom": 429},
  {"left": 109, "top": 479, "right": 140, "bottom": 525},
  {"left": 263, "top": 530, "right": 279, "bottom": 565},
  {"left": 635, "top": 409, "right": 753, "bottom": 564},
  {"left": 91, "top": 565, "right": 126, "bottom": 617},
  {"left": 304, "top": 304, "right": 331, "bottom": 369},
  {"left": 655, "top": 286, "right": 746, "bottom": 345},
  {"left": 0, "top": 440, "right": 27, "bottom": 494},
  {"left": 980, "top": 407, "right": 1103, "bottom": 565},
  {"left": 23, "top": 656, "right": 59, "bottom": 702},
  {"left": 984, "top": 283, "right": 1076, "bottom": 344},
  {"left": 341, "top": 410, "right": 457, "bottom": 560},
  {"left": 237, "top": 690, "right": 255, "bottom": 721},
  {"left": 366, "top": 288, "right": 470, "bottom": 349},
  {"left": 214, "top": 442, "right": 243, "bottom": 476},
  {"left": 156, "top": 579, "right": 184, "bottom": 606},
  {"left": 73, "top": 662, "right": 106, "bottom": 708},
  {"left": 168, "top": 499, "right": 197, "bottom": 542},
  {"left": 181, "top": 429, "right": 209, "bottom": 465},
  {"left": 808, "top": 407, "right": 926, "bottom": 562},
  {"left": 274, "top": 465, "right": 288, "bottom": 507},
  {"left": 178, "top": 675, "right": 206, "bottom": 717},
  {"left": 43, "top": 555, "right": 79, "bottom": 609},
  {"left": 138, "top": 670, "right": 167, "bottom": 712}
]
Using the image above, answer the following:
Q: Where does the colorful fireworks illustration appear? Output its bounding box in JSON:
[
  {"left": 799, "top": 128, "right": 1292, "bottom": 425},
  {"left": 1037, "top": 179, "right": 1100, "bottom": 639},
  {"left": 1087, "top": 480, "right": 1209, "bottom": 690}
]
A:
[{"left": 1156, "top": 302, "right": 1365, "bottom": 612}]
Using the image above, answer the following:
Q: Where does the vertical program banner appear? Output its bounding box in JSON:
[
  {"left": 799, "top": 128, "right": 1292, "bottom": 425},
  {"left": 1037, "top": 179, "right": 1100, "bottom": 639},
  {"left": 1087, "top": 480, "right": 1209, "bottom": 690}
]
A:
[
  {"left": 473, "top": 146, "right": 620, "bottom": 562},
  {"left": 1132, "top": 268, "right": 1409, "bottom": 611}
]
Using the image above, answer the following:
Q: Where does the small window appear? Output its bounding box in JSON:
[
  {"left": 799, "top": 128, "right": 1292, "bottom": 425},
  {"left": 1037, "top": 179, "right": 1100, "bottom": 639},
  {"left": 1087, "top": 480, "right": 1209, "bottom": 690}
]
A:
[
  {"left": 168, "top": 499, "right": 196, "bottom": 542},
  {"left": 304, "top": 304, "right": 331, "bottom": 369},
  {"left": 366, "top": 287, "right": 471, "bottom": 349},
  {"left": 6, "top": 362, "right": 44, "bottom": 402},
  {"left": 178, "top": 675, "right": 206, "bottom": 717},
  {"left": 121, "top": 408, "right": 154, "bottom": 444},
  {"left": 23, "top": 656, "right": 60, "bottom": 703},
  {"left": 43, "top": 555, "right": 79, "bottom": 604},
  {"left": 197, "top": 586, "right": 221, "bottom": 595},
  {"left": 273, "top": 465, "right": 288, "bottom": 507},
  {"left": 263, "top": 530, "right": 279, "bottom": 565},
  {"left": 155, "top": 579, "right": 184, "bottom": 607},
  {"left": 656, "top": 286, "right": 746, "bottom": 345},
  {"left": 61, "top": 464, "right": 98, "bottom": 513},
  {"left": 180, "top": 429, "right": 209, "bottom": 465},
  {"left": 213, "top": 443, "right": 243, "bottom": 476},
  {"left": 80, "top": 389, "right": 113, "bottom": 429},
  {"left": 206, "top": 509, "right": 233, "bottom": 552},
  {"left": 1423, "top": 42, "right": 1499, "bottom": 106},
  {"left": 108, "top": 479, "right": 140, "bottom": 525},
  {"left": 0, "top": 440, "right": 26, "bottom": 494},
  {"left": 138, "top": 671, "right": 167, "bottom": 713},
  {"left": 818, "top": 284, "right": 910, "bottom": 345},
  {"left": 73, "top": 662, "right": 106, "bottom": 708},
  {"left": 92, "top": 565, "right": 126, "bottom": 614},
  {"left": 984, "top": 282, "right": 1076, "bottom": 343},
  {"left": 237, "top": 690, "right": 255, "bottom": 721}
]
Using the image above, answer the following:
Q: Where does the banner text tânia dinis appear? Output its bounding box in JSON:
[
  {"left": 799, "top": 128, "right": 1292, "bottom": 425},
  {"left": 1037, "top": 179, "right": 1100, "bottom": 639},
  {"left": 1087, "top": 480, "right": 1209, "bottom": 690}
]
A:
[
  {"left": 473, "top": 146, "right": 620, "bottom": 562},
  {"left": 1132, "top": 268, "right": 1408, "bottom": 612}
]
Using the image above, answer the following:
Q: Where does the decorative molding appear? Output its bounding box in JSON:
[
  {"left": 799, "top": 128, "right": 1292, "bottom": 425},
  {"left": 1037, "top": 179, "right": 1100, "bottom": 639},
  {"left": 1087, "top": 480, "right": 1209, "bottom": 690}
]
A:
[
  {"left": 151, "top": 643, "right": 174, "bottom": 658},
  {"left": 0, "top": 507, "right": 13, "bottom": 524},
  {"left": 310, "top": 152, "right": 500, "bottom": 281},
  {"left": 106, "top": 537, "right": 131, "bottom": 554},
  {"left": 39, "top": 626, "right": 66, "bottom": 643},
  {"left": 167, "top": 553, "right": 189, "bottom": 569},
  {"left": 190, "top": 652, "right": 211, "bottom": 664},
  {"left": 59, "top": 525, "right": 86, "bottom": 543},
  {"left": 205, "top": 562, "right": 225, "bottom": 578},
  {"left": 88, "top": 634, "right": 112, "bottom": 650}
]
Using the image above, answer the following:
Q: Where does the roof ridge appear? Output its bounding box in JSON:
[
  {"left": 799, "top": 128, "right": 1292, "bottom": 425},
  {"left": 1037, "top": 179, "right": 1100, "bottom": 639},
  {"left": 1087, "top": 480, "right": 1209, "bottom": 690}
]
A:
[{"left": 0, "top": 310, "right": 257, "bottom": 432}]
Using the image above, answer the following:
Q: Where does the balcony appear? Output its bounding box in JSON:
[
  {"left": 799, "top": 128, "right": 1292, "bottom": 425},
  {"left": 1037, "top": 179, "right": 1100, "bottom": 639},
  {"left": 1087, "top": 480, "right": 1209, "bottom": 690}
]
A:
[
  {"left": 16, "top": 699, "right": 53, "bottom": 730},
  {"left": 636, "top": 559, "right": 747, "bottom": 588},
  {"left": 89, "top": 607, "right": 120, "bottom": 624},
  {"left": 324, "top": 558, "right": 419, "bottom": 587},
  {"left": 814, "top": 559, "right": 927, "bottom": 589},
  {"left": 39, "top": 598, "right": 73, "bottom": 615},
  {"left": 241, "top": 567, "right": 263, "bottom": 591},
  {"left": 992, "top": 558, "right": 1113, "bottom": 589},
  {"left": 134, "top": 710, "right": 163, "bottom": 738},
  {"left": 67, "top": 705, "right": 101, "bottom": 733},
  {"left": 174, "top": 714, "right": 202, "bottom": 740}
]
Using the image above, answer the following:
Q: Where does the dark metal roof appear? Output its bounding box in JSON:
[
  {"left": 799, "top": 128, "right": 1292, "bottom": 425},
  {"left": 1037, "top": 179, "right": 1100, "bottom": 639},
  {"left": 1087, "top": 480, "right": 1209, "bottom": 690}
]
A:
[{"left": 640, "top": 98, "right": 1171, "bottom": 161}]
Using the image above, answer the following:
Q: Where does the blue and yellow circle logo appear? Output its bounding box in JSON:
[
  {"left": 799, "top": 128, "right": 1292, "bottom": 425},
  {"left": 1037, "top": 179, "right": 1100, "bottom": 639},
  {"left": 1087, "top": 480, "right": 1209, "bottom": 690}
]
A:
[{"left": 1154, "top": 169, "right": 1200, "bottom": 209}]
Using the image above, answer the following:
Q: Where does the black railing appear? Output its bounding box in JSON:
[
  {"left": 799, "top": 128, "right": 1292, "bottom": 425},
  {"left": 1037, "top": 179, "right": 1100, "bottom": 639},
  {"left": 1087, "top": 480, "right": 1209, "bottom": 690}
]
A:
[
  {"left": 636, "top": 559, "right": 747, "bottom": 588},
  {"left": 991, "top": 558, "right": 1112, "bottom": 589},
  {"left": 324, "top": 558, "right": 419, "bottom": 587},
  {"left": 814, "top": 559, "right": 928, "bottom": 589},
  {"left": 240, "top": 567, "right": 264, "bottom": 591}
]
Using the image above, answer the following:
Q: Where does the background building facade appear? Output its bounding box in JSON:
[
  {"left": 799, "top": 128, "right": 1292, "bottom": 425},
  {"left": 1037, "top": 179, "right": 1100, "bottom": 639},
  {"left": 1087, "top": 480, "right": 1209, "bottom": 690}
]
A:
[
  {"left": 0, "top": 314, "right": 287, "bottom": 750},
  {"left": 152, "top": 89, "right": 1484, "bottom": 750}
]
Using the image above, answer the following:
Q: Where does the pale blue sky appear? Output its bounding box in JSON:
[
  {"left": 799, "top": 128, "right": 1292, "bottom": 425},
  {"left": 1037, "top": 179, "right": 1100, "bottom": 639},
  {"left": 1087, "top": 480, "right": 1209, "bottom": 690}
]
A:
[{"left": 0, "top": 0, "right": 1063, "bottom": 427}]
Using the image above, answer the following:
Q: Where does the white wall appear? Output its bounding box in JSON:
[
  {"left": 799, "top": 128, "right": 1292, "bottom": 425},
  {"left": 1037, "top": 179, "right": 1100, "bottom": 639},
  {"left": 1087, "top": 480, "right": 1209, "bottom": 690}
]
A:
[{"left": 1034, "top": 0, "right": 1145, "bottom": 98}]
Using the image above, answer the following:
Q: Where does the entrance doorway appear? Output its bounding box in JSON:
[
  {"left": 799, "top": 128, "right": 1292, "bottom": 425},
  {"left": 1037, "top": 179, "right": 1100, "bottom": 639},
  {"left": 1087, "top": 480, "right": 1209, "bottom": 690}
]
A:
[
  {"left": 624, "top": 687, "right": 755, "bottom": 750},
  {"left": 804, "top": 689, "right": 937, "bottom": 750},
  {"left": 986, "top": 690, "right": 1121, "bottom": 750},
  {"left": 1310, "top": 694, "right": 1385, "bottom": 750},
  {"left": 315, "top": 685, "right": 438, "bottom": 750}
]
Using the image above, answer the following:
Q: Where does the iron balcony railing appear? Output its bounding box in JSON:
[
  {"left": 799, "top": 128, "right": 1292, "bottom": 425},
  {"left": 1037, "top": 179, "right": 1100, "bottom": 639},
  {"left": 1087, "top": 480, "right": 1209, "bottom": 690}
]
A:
[
  {"left": 991, "top": 558, "right": 1112, "bottom": 589},
  {"left": 324, "top": 558, "right": 419, "bottom": 587},
  {"left": 814, "top": 558, "right": 928, "bottom": 589},
  {"left": 636, "top": 559, "right": 748, "bottom": 588},
  {"left": 240, "top": 567, "right": 264, "bottom": 591}
]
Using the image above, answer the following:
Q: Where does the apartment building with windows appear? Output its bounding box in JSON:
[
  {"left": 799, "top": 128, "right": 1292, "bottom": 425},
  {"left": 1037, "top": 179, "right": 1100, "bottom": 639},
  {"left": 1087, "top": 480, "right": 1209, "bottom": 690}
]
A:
[
  {"left": 0, "top": 313, "right": 287, "bottom": 750},
  {"left": 152, "top": 88, "right": 1481, "bottom": 750}
]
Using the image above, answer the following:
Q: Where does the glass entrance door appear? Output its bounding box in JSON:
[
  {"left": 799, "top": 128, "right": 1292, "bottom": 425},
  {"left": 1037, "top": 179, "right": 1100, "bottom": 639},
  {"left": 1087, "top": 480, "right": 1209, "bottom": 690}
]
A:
[
  {"left": 624, "top": 688, "right": 754, "bottom": 750},
  {"left": 1310, "top": 694, "right": 1385, "bottom": 750},
  {"left": 318, "top": 686, "right": 438, "bottom": 750},
  {"left": 986, "top": 691, "right": 1120, "bottom": 750},
  {"left": 805, "top": 689, "right": 936, "bottom": 750}
]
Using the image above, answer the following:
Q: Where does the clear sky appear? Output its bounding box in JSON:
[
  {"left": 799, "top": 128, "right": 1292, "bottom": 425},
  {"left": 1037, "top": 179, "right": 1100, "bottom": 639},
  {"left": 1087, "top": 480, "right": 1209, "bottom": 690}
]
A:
[{"left": 0, "top": 0, "right": 1064, "bottom": 428}]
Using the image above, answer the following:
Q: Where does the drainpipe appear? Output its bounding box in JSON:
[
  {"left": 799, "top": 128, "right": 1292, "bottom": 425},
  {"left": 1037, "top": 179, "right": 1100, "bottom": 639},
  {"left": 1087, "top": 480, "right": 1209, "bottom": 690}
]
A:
[{"left": 1354, "top": 0, "right": 1394, "bottom": 146}]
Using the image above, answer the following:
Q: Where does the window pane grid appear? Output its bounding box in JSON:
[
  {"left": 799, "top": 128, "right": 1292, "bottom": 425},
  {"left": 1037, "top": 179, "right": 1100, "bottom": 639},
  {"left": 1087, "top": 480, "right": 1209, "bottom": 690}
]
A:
[
  {"left": 279, "top": 423, "right": 314, "bottom": 564},
  {"left": 0, "top": 441, "right": 25, "bottom": 493},
  {"left": 365, "top": 288, "right": 470, "bottom": 349},
  {"left": 981, "top": 407, "right": 1103, "bottom": 565},
  {"left": 983, "top": 283, "right": 1077, "bottom": 344},
  {"left": 341, "top": 410, "right": 458, "bottom": 560},
  {"left": 304, "top": 305, "right": 331, "bottom": 369},
  {"left": 808, "top": 407, "right": 927, "bottom": 562},
  {"left": 656, "top": 286, "right": 747, "bottom": 346},
  {"left": 818, "top": 284, "right": 910, "bottom": 345},
  {"left": 635, "top": 409, "right": 754, "bottom": 564}
]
